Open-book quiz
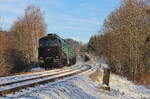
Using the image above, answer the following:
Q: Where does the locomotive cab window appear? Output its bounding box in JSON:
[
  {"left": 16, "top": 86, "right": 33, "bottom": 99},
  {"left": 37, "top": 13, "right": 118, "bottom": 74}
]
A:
[{"left": 39, "top": 38, "right": 58, "bottom": 47}]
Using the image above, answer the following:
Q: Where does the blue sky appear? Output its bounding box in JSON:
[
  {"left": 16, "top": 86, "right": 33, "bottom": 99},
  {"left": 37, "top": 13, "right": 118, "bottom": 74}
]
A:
[{"left": 0, "top": 0, "right": 120, "bottom": 43}]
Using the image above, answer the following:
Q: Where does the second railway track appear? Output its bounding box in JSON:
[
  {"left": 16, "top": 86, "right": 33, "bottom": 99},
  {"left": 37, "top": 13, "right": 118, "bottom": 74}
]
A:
[{"left": 0, "top": 64, "right": 91, "bottom": 96}]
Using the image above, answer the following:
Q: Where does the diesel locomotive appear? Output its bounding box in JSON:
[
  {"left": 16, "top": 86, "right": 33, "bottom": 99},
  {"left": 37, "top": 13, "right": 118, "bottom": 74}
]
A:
[{"left": 38, "top": 34, "right": 76, "bottom": 68}]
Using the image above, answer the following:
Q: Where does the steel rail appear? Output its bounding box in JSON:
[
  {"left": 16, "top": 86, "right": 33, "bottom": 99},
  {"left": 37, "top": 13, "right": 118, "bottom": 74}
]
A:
[{"left": 0, "top": 65, "right": 91, "bottom": 96}]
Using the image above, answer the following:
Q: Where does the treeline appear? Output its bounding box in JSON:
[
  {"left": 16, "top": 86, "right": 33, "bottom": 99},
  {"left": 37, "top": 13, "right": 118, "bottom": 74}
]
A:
[
  {"left": 0, "top": 5, "right": 46, "bottom": 76},
  {"left": 88, "top": 0, "right": 150, "bottom": 81},
  {"left": 65, "top": 39, "right": 85, "bottom": 54}
]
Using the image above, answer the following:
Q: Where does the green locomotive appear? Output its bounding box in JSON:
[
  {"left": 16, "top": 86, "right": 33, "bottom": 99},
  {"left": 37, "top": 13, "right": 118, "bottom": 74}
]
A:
[{"left": 38, "top": 34, "right": 76, "bottom": 68}]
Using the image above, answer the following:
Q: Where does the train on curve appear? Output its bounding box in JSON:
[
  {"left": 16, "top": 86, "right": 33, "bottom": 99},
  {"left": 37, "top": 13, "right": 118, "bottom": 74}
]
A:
[{"left": 38, "top": 34, "right": 76, "bottom": 69}]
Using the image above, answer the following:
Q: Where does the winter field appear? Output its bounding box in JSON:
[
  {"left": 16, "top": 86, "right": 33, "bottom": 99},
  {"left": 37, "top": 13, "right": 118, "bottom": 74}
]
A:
[{"left": 0, "top": 56, "right": 150, "bottom": 99}]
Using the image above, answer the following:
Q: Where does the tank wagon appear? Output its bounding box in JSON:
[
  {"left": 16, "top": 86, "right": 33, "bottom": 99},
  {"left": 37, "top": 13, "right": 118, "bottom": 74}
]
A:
[{"left": 38, "top": 34, "right": 76, "bottom": 69}]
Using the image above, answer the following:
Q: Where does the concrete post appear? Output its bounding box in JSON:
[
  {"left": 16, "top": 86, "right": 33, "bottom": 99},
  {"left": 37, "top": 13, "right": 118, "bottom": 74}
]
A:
[
  {"left": 100, "top": 65, "right": 110, "bottom": 91},
  {"left": 102, "top": 68, "right": 110, "bottom": 86}
]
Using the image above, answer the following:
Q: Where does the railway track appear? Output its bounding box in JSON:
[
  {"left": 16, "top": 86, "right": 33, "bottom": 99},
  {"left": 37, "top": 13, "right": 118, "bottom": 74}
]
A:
[
  {"left": 0, "top": 65, "right": 91, "bottom": 96},
  {"left": 0, "top": 65, "right": 82, "bottom": 85},
  {"left": 0, "top": 68, "right": 56, "bottom": 77}
]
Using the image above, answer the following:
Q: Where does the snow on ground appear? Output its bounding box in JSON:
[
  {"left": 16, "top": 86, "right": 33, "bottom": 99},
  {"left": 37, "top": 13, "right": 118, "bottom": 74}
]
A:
[
  {"left": 1, "top": 69, "right": 101, "bottom": 99},
  {"left": 0, "top": 65, "right": 89, "bottom": 92},
  {"left": 109, "top": 74, "right": 150, "bottom": 99},
  {"left": 30, "top": 67, "right": 45, "bottom": 71},
  {"left": 1, "top": 56, "right": 150, "bottom": 99},
  {"left": 0, "top": 62, "right": 83, "bottom": 85},
  {"left": 0, "top": 68, "right": 64, "bottom": 85},
  {"left": 1, "top": 65, "right": 150, "bottom": 99}
]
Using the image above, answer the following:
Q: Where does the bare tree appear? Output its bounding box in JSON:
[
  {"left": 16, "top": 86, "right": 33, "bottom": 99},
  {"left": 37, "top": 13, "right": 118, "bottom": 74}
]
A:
[
  {"left": 0, "top": 31, "right": 13, "bottom": 75},
  {"left": 0, "top": 17, "right": 4, "bottom": 30},
  {"left": 88, "top": 0, "right": 150, "bottom": 81},
  {"left": 11, "top": 5, "right": 47, "bottom": 70}
]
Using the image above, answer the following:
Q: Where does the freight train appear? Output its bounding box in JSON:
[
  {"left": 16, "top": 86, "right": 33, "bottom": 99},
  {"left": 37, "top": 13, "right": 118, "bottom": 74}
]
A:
[{"left": 38, "top": 34, "right": 76, "bottom": 69}]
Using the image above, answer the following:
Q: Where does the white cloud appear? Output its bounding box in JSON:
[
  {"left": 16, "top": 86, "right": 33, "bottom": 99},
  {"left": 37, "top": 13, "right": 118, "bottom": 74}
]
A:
[
  {"left": 63, "top": 16, "right": 99, "bottom": 25},
  {"left": 0, "top": 0, "right": 27, "bottom": 15},
  {"left": 46, "top": 12, "right": 100, "bottom": 32},
  {"left": 69, "top": 36, "right": 87, "bottom": 43},
  {"left": 60, "top": 25, "right": 92, "bottom": 31},
  {"left": 0, "top": 0, "right": 101, "bottom": 33},
  {"left": 0, "top": 5, "right": 23, "bottom": 15}
]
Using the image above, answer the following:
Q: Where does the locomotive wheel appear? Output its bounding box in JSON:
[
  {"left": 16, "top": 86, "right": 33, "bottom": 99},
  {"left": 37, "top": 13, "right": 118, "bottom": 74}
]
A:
[
  {"left": 62, "top": 58, "right": 67, "bottom": 66},
  {"left": 44, "top": 60, "right": 53, "bottom": 69},
  {"left": 44, "top": 62, "right": 48, "bottom": 70}
]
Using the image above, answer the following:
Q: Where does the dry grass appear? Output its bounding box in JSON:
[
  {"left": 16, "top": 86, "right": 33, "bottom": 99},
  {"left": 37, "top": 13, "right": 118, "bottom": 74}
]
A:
[
  {"left": 135, "top": 74, "right": 150, "bottom": 86},
  {"left": 89, "top": 69, "right": 102, "bottom": 83}
]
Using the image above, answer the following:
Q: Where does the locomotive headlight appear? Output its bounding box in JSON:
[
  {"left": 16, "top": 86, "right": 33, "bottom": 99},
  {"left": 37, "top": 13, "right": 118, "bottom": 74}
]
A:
[
  {"left": 47, "top": 49, "right": 50, "bottom": 51},
  {"left": 40, "top": 57, "right": 43, "bottom": 60},
  {"left": 54, "top": 44, "right": 58, "bottom": 46}
]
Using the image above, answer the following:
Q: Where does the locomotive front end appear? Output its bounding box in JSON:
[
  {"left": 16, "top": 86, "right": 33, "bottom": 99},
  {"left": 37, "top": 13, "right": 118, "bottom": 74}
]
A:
[{"left": 38, "top": 34, "right": 61, "bottom": 68}]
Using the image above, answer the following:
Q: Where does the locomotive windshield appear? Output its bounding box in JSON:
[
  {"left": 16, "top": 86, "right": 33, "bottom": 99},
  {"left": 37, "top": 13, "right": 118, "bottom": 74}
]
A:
[{"left": 39, "top": 38, "right": 58, "bottom": 47}]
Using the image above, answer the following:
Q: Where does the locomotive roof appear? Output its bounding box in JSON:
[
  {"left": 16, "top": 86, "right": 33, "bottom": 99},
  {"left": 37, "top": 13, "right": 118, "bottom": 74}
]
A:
[
  {"left": 40, "top": 34, "right": 70, "bottom": 45},
  {"left": 40, "top": 34, "right": 59, "bottom": 40}
]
